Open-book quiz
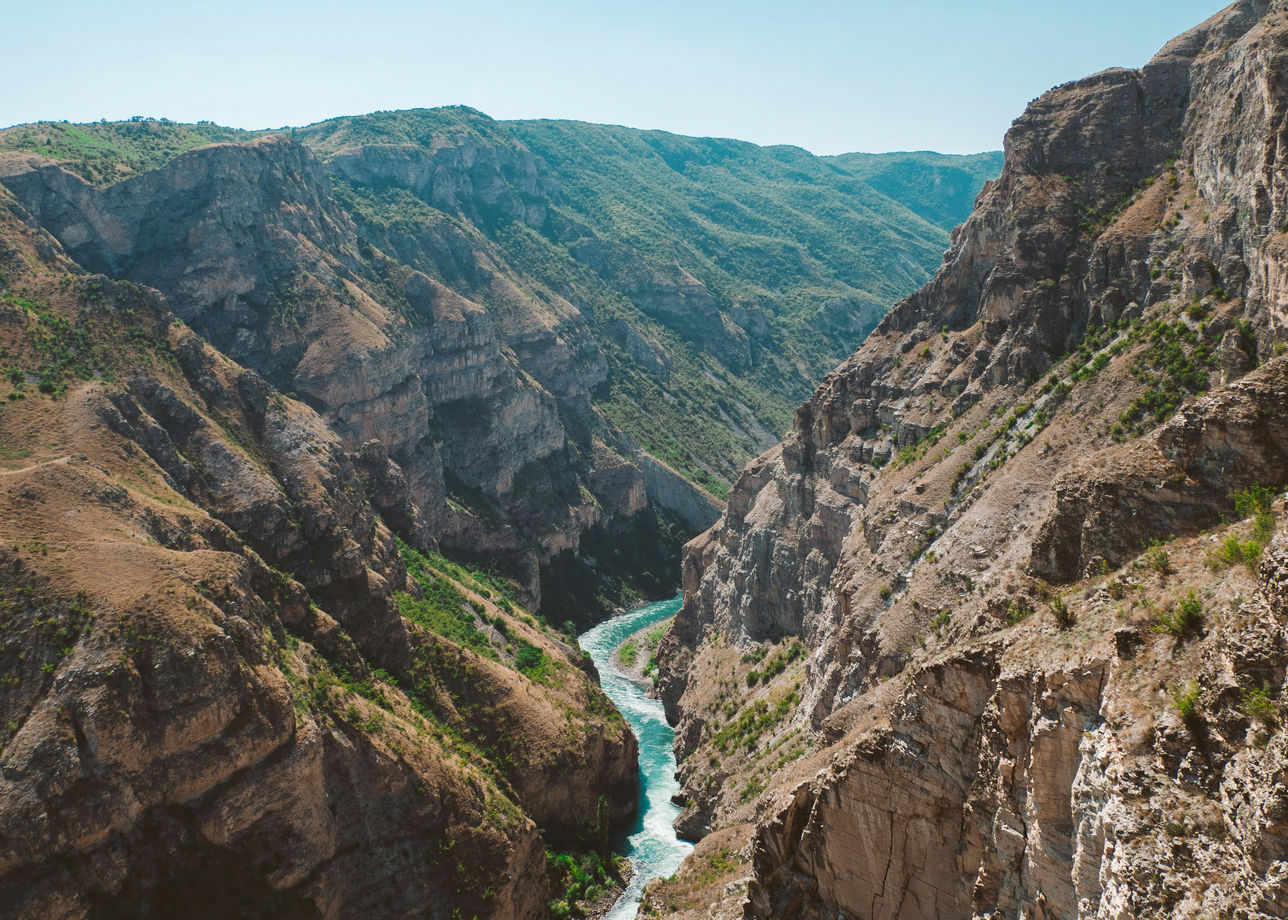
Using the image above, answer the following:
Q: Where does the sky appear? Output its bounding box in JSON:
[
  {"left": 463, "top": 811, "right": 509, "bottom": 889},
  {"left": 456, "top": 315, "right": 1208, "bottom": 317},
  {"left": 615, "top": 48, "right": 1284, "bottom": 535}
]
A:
[{"left": 4, "top": 0, "right": 1229, "bottom": 155}]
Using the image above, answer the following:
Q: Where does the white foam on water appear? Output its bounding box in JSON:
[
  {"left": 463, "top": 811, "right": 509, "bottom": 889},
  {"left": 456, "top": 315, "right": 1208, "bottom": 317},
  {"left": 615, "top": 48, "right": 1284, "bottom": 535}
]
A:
[{"left": 580, "top": 598, "right": 693, "bottom": 920}]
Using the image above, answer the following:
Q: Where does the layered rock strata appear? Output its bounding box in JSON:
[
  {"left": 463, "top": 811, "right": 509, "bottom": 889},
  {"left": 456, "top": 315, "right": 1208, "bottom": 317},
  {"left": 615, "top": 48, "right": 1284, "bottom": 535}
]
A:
[{"left": 657, "top": 3, "right": 1288, "bottom": 917}]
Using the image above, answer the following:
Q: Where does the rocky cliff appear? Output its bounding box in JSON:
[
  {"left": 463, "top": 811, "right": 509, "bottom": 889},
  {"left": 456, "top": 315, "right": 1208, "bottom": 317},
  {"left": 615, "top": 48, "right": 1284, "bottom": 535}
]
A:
[
  {"left": 0, "top": 108, "right": 999, "bottom": 623},
  {"left": 0, "top": 187, "right": 635, "bottom": 919},
  {"left": 0, "top": 132, "right": 656, "bottom": 620},
  {"left": 655, "top": 3, "right": 1288, "bottom": 917}
]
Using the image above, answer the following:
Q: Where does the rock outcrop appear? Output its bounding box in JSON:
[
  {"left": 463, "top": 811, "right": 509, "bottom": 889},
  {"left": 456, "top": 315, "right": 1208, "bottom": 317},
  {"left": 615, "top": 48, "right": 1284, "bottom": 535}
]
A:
[
  {"left": 656, "top": 3, "right": 1288, "bottom": 917},
  {"left": 0, "top": 132, "right": 684, "bottom": 618},
  {"left": 0, "top": 189, "right": 634, "bottom": 919}
]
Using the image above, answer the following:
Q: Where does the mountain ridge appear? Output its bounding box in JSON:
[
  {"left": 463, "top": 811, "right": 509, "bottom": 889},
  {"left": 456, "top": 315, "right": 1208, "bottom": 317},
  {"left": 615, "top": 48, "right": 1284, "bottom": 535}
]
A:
[
  {"left": 652, "top": 2, "right": 1288, "bottom": 917},
  {"left": 0, "top": 108, "right": 999, "bottom": 624}
]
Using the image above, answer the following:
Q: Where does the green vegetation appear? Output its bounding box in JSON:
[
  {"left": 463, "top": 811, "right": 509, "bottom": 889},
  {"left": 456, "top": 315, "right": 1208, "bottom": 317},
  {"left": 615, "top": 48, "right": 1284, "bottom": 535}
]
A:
[
  {"left": 1049, "top": 596, "right": 1076, "bottom": 630},
  {"left": 304, "top": 111, "right": 995, "bottom": 488},
  {"left": 1208, "top": 485, "right": 1278, "bottom": 572},
  {"left": 894, "top": 423, "right": 947, "bottom": 468},
  {"left": 1208, "top": 532, "right": 1263, "bottom": 572},
  {"left": 546, "top": 849, "right": 624, "bottom": 919},
  {"left": 1240, "top": 688, "right": 1278, "bottom": 728},
  {"left": 397, "top": 544, "right": 498, "bottom": 660},
  {"left": 1155, "top": 590, "right": 1205, "bottom": 640},
  {"left": 1116, "top": 317, "right": 1216, "bottom": 435},
  {"left": 639, "top": 617, "right": 672, "bottom": 680},
  {"left": 1173, "top": 681, "right": 1204, "bottom": 735},
  {"left": 1004, "top": 598, "right": 1034, "bottom": 626},
  {"left": 745, "top": 640, "right": 805, "bottom": 686},
  {"left": 3, "top": 110, "right": 999, "bottom": 493},
  {"left": 3, "top": 293, "right": 109, "bottom": 398},
  {"left": 0, "top": 118, "right": 252, "bottom": 185},
  {"left": 514, "top": 641, "right": 554, "bottom": 682},
  {"left": 1233, "top": 483, "right": 1277, "bottom": 542},
  {"left": 1144, "top": 539, "right": 1173, "bottom": 576},
  {"left": 710, "top": 686, "right": 801, "bottom": 753},
  {"left": 824, "top": 150, "right": 1006, "bottom": 230}
]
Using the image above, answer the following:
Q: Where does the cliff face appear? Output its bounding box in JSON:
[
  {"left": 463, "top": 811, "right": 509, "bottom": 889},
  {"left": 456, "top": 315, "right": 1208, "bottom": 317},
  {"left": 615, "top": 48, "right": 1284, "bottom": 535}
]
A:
[
  {"left": 0, "top": 105, "right": 1007, "bottom": 619},
  {"left": 0, "top": 190, "right": 634, "bottom": 918},
  {"left": 656, "top": 3, "right": 1288, "bottom": 917},
  {"left": 0, "top": 134, "right": 682, "bottom": 618}
]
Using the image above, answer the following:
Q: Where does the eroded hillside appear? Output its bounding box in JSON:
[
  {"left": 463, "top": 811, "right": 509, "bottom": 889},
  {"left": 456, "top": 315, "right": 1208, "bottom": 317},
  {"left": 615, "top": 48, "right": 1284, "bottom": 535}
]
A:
[
  {"left": 0, "top": 188, "right": 635, "bottom": 918},
  {"left": 0, "top": 114, "right": 996, "bottom": 610},
  {"left": 656, "top": 2, "right": 1288, "bottom": 917}
]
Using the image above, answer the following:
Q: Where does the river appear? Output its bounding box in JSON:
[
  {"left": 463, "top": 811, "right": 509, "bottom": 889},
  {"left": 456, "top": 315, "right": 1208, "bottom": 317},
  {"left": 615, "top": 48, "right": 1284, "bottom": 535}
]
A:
[{"left": 579, "top": 596, "right": 693, "bottom": 920}]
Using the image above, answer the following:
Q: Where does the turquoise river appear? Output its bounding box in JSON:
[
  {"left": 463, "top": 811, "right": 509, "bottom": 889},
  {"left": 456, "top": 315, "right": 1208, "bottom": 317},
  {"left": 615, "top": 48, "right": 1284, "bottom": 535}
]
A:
[{"left": 579, "top": 596, "right": 693, "bottom": 919}]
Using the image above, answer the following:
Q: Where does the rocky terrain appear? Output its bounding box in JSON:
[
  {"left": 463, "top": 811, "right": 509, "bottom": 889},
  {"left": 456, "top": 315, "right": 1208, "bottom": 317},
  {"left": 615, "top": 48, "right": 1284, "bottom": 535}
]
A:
[
  {"left": 0, "top": 112, "right": 998, "bottom": 510},
  {"left": 0, "top": 130, "right": 681, "bottom": 624},
  {"left": 0, "top": 95, "right": 1003, "bottom": 918},
  {"left": 656, "top": 2, "right": 1288, "bottom": 917},
  {"left": 0, "top": 188, "right": 636, "bottom": 918}
]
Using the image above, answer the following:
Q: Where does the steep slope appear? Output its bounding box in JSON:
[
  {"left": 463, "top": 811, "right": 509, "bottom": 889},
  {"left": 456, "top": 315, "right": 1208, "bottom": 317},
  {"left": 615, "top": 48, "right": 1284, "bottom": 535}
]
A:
[
  {"left": 0, "top": 111, "right": 998, "bottom": 493},
  {"left": 656, "top": 2, "right": 1288, "bottom": 918},
  {"left": 0, "top": 132, "right": 676, "bottom": 623},
  {"left": 294, "top": 108, "right": 974, "bottom": 493},
  {"left": 0, "top": 187, "right": 634, "bottom": 919},
  {"left": 0, "top": 111, "right": 999, "bottom": 622},
  {"left": 825, "top": 150, "right": 1007, "bottom": 231}
]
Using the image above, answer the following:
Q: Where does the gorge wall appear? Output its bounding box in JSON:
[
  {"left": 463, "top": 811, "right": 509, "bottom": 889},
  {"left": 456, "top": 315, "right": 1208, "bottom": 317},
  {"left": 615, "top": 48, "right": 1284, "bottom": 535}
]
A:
[
  {"left": 0, "top": 105, "right": 1000, "bottom": 916},
  {"left": 654, "top": 3, "right": 1288, "bottom": 918},
  {"left": 0, "top": 189, "right": 636, "bottom": 919},
  {"left": 0, "top": 111, "right": 996, "bottom": 623}
]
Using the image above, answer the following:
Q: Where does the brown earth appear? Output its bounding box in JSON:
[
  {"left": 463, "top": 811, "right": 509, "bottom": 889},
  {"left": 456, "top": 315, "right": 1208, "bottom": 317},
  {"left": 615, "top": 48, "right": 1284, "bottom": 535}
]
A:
[{"left": 0, "top": 185, "right": 634, "bottom": 919}]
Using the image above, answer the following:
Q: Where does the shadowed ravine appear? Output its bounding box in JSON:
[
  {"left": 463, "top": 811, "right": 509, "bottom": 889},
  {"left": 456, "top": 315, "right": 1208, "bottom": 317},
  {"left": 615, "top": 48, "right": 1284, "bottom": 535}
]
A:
[{"left": 580, "top": 597, "right": 692, "bottom": 919}]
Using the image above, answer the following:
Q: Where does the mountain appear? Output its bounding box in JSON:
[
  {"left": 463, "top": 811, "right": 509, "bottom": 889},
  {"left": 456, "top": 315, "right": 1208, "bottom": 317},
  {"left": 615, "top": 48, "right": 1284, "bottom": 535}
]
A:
[
  {"left": 654, "top": 2, "right": 1288, "bottom": 918},
  {"left": 826, "top": 149, "right": 1006, "bottom": 230},
  {"left": 0, "top": 194, "right": 635, "bottom": 918},
  {"left": 0, "top": 110, "right": 998, "bottom": 916},
  {"left": 0, "top": 110, "right": 998, "bottom": 625}
]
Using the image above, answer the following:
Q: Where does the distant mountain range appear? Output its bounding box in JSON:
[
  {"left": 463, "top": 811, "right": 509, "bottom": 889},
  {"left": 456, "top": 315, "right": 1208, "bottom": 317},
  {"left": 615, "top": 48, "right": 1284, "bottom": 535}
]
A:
[
  {"left": 0, "top": 111, "right": 1000, "bottom": 496},
  {"left": 0, "top": 109, "right": 999, "bottom": 621}
]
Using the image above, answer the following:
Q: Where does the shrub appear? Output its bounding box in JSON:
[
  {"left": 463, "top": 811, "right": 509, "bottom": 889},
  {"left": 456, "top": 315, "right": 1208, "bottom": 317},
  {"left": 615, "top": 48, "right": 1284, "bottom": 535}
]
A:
[
  {"left": 1253, "top": 510, "right": 1276, "bottom": 545},
  {"left": 1144, "top": 540, "right": 1172, "bottom": 575},
  {"left": 1207, "top": 532, "right": 1263, "bottom": 572},
  {"left": 515, "top": 642, "right": 548, "bottom": 676},
  {"left": 1233, "top": 483, "right": 1275, "bottom": 521},
  {"left": 1242, "top": 539, "right": 1265, "bottom": 572},
  {"left": 1240, "top": 688, "right": 1278, "bottom": 727},
  {"left": 1155, "top": 590, "right": 1204, "bottom": 639},
  {"left": 1173, "top": 681, "right": 1204, "bottom": 735},
  {"left": 1005, "top": 599, "right": 1033, "bottom": 626},
  {"left": 1049, "top": 596, "right": 1077, "bottom": 630}
]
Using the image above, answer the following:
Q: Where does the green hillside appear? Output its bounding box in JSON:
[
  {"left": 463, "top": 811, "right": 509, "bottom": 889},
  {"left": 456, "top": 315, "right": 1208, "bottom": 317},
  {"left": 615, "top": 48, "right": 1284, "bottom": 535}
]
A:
[
  {"left": 826, "top": 149, "right": 1005, "bottom": 230},
  {"left": 0, "top": 110, "right": 1001, "bottom": 496}
]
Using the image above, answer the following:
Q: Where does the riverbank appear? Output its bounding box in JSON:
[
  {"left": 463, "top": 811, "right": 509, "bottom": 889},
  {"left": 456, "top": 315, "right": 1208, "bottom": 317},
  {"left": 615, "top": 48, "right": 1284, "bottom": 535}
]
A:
[
  {"left": 612, "top": 613, "right": 674, "bottom": 688},
  {"left": 579, "top": 598, "right": 693, "bottom": 920}
]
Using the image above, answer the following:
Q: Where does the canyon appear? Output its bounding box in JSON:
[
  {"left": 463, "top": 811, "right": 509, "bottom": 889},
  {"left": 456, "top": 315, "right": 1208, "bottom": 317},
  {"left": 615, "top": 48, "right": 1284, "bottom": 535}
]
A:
[
  {"left": 8, "top": 1, "right": 1288, "bottom": 918},
  {"left": 654, "top": 1, "right": 1288, "bottom": 918},
  {"left": 0, "top": 101, "right": 993, "bottom": 917}
]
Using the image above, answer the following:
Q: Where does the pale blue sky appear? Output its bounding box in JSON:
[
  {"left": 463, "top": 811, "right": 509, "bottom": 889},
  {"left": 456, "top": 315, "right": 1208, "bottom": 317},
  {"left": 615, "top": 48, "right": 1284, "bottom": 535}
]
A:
[{"left": 5, "top": 0, "right": 1228, "bottom": 154}]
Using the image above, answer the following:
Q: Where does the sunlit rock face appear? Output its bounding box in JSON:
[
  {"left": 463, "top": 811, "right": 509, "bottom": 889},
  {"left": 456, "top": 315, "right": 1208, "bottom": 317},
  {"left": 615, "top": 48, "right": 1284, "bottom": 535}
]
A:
[{"left": 657, "top": 3, "right": 1288, "bottom": 918}]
